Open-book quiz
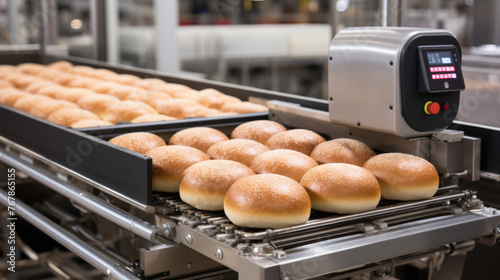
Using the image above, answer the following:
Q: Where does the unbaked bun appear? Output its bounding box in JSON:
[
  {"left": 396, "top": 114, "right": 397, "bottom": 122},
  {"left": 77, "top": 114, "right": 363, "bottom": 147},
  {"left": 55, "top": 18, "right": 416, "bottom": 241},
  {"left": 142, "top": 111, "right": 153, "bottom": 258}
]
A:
[
  {"left": 231, "top": 120, "right": 287, "bottom": 144},
  {"left": 206, "top": 139, "right": 270, "bottom": 166},
  {"left": 265, "top": 129, "right": 325, "bottom": 155},
  {"left": 101, "top": 100, "right": 157, "bottom": 123},
  {"left": 71, "top": 119, "right": 114, "bottom": 128},
  {"left": 363, "top": 153, "right": 439, "bottom": 201},
  {"left": 131, "top": 114, "right": 177, "bottom": 123},
  {"left": 179, "top": 160, "right": 255, "bottom": 210},
  {"left": 310, "top": 138, "right": 375, "bottom": 167},
  {"left": 224, "top": 174, "right": 311, "bottom": 229},
  {"left": 300, "top": 163, "right": 381, "bottom": 214},
  {"left": 168, "top": 127, "right": 228, "bottom": 153},
  {"left": 46, "top": 108, "right": 100, "bottom": 127},
  {"left": 220, "top": 101, "right": 268, "bottom": 114},
  {"left": 145, "top": 146, "right": 209, "bottom": 192},
  {"left": 109, "top": 132, "right": 166, "bottom": 154},
  {"left": 250, "top": 149, "right": 318, "bottom": 182}
]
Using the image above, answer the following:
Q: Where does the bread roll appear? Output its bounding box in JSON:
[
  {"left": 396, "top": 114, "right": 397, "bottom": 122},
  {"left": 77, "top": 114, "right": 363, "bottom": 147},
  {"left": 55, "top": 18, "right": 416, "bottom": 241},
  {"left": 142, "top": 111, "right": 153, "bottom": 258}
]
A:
[
  {"left": 101, "top": 100, "right": 157, "bottom": 123},
  {"left": 90, "top": 82, "right": 120, "bottom": 94},
  {"left": 9, "top": 74, "right": 41, "bottom": 89},
  {"left": 54, "top": 88, "right": 95, "bottom": 103},
  {"left": 231, "top": 120, "right": 287, "bottom": 144},
  {"left": 131, "top": 114, "right": 177, "bottom": 123},
  {"left": 145, "top": 146, "right": 209, "bottom": 192},
  {"left": 0, "top": 89, "right": 31, "bottom": 107},
  {"left": 104, "top": 74, "right": 141, "bottom": 85},
  {"left": 189, "top": 88, "right": 241, "bottom": 109},
  {"left": 179, "top": 160, "right": 255, "bottom": 210},
  {"left": 363, "top": 153, "right": 439, "bottom": 201},
  {"left": 47, "top": 108, "right": 100, "bottom": 126},
  {"left": 224, "top": 174, "right": 311, "bottom": 229},
  {"left": 311, "top": 138, "right": 375, "bottom": 167},
  {"left": 300, "top": 163, "right": 381, "bottom": 214},
  {"left": 266, "top": 129, "right": 325, "bottom": 155},
  {"left": 48, "top": 61, "right": 73, "bottom": 71},
  {"left": 77, "top": 94, "right": 121, "bottom": 117},
  {"left": 70, "top": 65, "right": 94, "bottom": 76},
  {"left": 88, "top": 68, "right": 117, "bottom": 79},
  {"left": 36, "top": 85, "right": 65, "bottom": 98},
  {"left": 71, "top": 119, "right": 114, "bottom": 128},
  {"left": 109, "top": 132, "right": 166, "bottom": 154},
  {"left": 156, "top": 83, "right": 192, "bottom": 97},
  {"left": 24, "top": 80, "right": 56, "bottom": 93},
  {"left": 13, "top": 95, "right": 52, "bottom": 112},
  {"left": 53, "top": 73, "right": 79, "bottom": 86},
  {"left": 207, "top": 139, "right": 270, "bottom": 166},
  {"left": 181, "top": 105, "right": 223, "bottom": 118},
  {"left": 17, "top": 63, "right": 46, "bottom": 75},
  {"left": 134, "top": 78, "right": 168, "bottom": 90},
  {"left": 108, "top": 85, "right": 145, "bottom": 100},
  {"left": 156, "top": 99, "right": 201, "bottom": 118},
  {"left": 250, "top": 149, "right": 318, "bottom": 182},
  {"left": 126, "top": 90, "right": 172, "bottom": 109},
  {"left": 68, "top": 77, "right": 101, "bottom": 89},
  {"left": 169, "top": 127, "right": 228, "bottom": 153},
  {"left": 29, "top": 99, "right": 79, "bottom": 119},
  {"left": 220, "top": 101, "right": 268, "bottom": 114}
]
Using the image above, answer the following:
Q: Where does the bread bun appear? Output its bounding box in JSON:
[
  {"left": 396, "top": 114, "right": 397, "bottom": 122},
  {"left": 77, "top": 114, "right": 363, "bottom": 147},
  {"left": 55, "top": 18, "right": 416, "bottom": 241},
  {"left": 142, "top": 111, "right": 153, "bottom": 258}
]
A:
[
  {"left": 0, "top": 89, "right": 31, "bottom": 107},
  {"left": 231, "top": 120, "right": 287, "bottom": 144},
  {"left": 179, "top": 160, "right": 255, "bottom": 210},
  {"left": 250, "top": 149, "right": 318, "bottom": 182},
  {"left": 156, "top": 99, "right": 201, "bottom": 118},
  {"left": 169, "top": 127, "right": 228, "bottom": 153},
  {"left": 9, "top": 74, "right": 41, "bottom": 89},
  {"left": 109, "top": 132, "right": 166, "bottom": 154},
  {"left": 300, "top": 163, "right": 381, "bottom": 214},
  {"left": 311, "top": 138, "right": 375, "bottom": 167},
  {"left": 68, "top": 77, "right": 101, "bottom": 89},
  {"left": 104, "top": 74, "right": 141, "bottom": 85},
  {"left": 206, "top": 139, "right": 270, "bottom": 166},
  {"left": 220, "top": 101, "right": 268, "bottom": 114},
  {"left": 101, "top": 100, "right": 157, "bottom": 123},
  {"left": 47, "top": 108, "right": 100, "bottom": 126},
  {"left": 189, "top": 88, "right": 241, "bottom": 109},
  {"left": 13, "top": 95, "right": 52, "bottom": 112},
  {"left": 145, "top": 146, "right": 209, "bottom": 192},
  {"left": 181, "top": 105, "right": 223, "bottom": 118},
  {"left": 131, "top": 114, "right": 177, "bottom": 123},
  {"left": 108, "top": 85, "right": 145, "bottom": 100},
  {"left": 70, "top": 65, "right": 94, "bottom": 76},
  {"left": 134, "top": 78, "right": 168, "bottom": 90},
  {"left": 24, "top": 80, "right": 56, "bottom": 93},
  {"left": 17, "top": 63, "right": 46, "bottom": 75},
  {"left": 156, "top": 83, "right": 192, "bottom": 97},
  {"left": 127, "top": 90, "right": 172, "bottom": 109},
  {"left": 54, "top": 88, "right": 95, "bottom": 103},
  {"left": 88, "top": 68, "right": 117, "bottom": 79},
  {"left": 29, "top": 99, "right": 79, "bottom": 119},
  {"left": 266, "top": 129, "right": 325, "bottom": 155},
  {"left": 48, "top": 61, "right": 73, "bottom": 71},
  {"left": 363, "top": 153, "right": 439, "bottom": 201},
  {"left": 35, "top": 85, "right": 65, "bottom": 98},
  {"left": 53, "top": 73, "right": 79, "bottom": 86},
  {"left": 224, "top": 174, "right": 311, "bottom": 228},
  {"left": 71, "top": 119, "right": 114, "bottom": 128},
  {"left": 77, "top": 94, "right": 121, "bottom": 117},
  {"left": 90, "top": 82, "right": 120, "bottom": 94}
]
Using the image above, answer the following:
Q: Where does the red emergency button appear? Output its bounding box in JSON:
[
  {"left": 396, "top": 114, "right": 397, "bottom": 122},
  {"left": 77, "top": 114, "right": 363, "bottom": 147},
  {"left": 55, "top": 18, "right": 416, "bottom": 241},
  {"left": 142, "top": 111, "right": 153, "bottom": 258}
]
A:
[{"left": 424, "top": 101, "right": 440, "bottom": 115}]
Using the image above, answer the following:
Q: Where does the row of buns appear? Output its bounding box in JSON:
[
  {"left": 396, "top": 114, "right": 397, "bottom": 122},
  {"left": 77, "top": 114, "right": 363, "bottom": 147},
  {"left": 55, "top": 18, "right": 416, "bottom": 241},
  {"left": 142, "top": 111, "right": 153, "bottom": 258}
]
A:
[
  {"left": 0, "top": 62, "right": 268, "bottom": 128},
  {"left": 108, "top": 120, "right": 440, "bottom": 229}
]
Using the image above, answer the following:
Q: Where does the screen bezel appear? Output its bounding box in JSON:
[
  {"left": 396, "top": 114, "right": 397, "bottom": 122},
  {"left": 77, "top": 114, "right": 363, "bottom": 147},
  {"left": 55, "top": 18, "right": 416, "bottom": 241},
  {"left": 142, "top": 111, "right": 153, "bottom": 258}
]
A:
[{"left": 418, "top": 45, "right": 465, "bottom": 93}]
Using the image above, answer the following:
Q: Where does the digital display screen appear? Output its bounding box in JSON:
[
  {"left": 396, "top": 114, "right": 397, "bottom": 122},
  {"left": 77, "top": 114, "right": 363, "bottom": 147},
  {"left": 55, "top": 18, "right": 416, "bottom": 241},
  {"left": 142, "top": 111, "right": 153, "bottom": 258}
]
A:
[
  {"left": 418, "top": 45, "right": 465, "bottom": 93},
  {"left": 426, "top": 51, "right": 453, "bottom": 65}
]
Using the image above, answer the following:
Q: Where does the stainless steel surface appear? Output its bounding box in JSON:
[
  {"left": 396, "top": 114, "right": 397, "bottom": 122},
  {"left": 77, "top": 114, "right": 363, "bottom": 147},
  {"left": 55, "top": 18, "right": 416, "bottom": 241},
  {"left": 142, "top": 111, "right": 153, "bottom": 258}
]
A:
[
  {"left": 463, "top": 136, "right": 481, "bottom": 181},
  {"left": 139, "top": 244, "right": 222, "bottom": 277},
  {"left": 0, "top": 189, "right": 139, "bottom": 280},
  {"left": 0, "top": 144, "right": 164, "bottom": 244}
]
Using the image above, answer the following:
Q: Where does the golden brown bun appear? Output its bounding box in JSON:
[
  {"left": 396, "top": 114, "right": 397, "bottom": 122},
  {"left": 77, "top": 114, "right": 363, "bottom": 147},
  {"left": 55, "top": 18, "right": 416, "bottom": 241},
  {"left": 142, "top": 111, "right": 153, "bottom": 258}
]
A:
[
  {"left": 169, "top": 127, "right": 229, "bottom": 153},
  {"left": 224, "top": 174, "right": 311, "bottom": 229},
  {"left": 48, "top": 61, "right": 73, "bottom": 71},
  {"left": 53, "top": 73, "right": 79, "bottom": 86},
  {"left": 145, "top": 146, "right": 209, "bottom": 192},
  {"left": 71, "top": 119, "right": 114, "bottom": 128},
  {"left": 8, "top": 74, "right": 41, "bottom": 89},
  {"left": 90, "top": 82, "right": 121, "bottom": 94},
  {"left": 88, "top": 68, "right": 117, "bottom": 79},
  {"left": 54, "top": 88, "right": 96, "bottom": 103},
  {"left": 29, "top": 99, "right": 79, "bottom": 119},
  {"left": 220, "top": 101, "right": 268, "bottom": 114},
  {"left": 109, "top": 132, "right": 166, "bottom": 154},
  {"left": 68, "top": 77, "right": 101, "bottom": 89},
  {"left": 126, "top": 90, "right": 172, "bottom": 109},
  {"left": 181, "top": 105, "right": 223, "bottom": 118},
  {"left": 130, "top": 114, "right": 177, "bottom": 123},
  {"left": 134, "top": 78, "right": 168, "bottom": 90},
  {"left": 189, "top": 88, "right": 242, "bottom": 109},
  {"left": 156, "top": 99, "right": 201, "bottom": 118},
  {"left": 310, "top": 138, "right": 376, "bottom": 167},
  {"left": 231, "top": 120, "right": 287, "bottom": 144},
  {"left": 363, "top": 153, "right": 439, "bottom": 201},
  {"left": 13, "top": 95, "right": 52, "bottom": 112},
  {"left": 77, "top": 94, "right": 121, "bottom": 117},
  {"left": 179, "top": 160, "right": 255, "bottom": 210},
  {"left": 17, "top": 63, "right": 46, "bottom": 75},
  {"left": 47, "top": 108, "right": 100, "bottom": 126},
  {"left": 104, "top": 74, "right": 141, "bottom": 85},
  {"left": 35, "top": 85, "right": 65, "bottom": 98},
  {"left": 300, "top": 163, "right": 381, "bottom": 214},
  {"left": 206, "top": 139, "right": 270, "bottom": 166},
  {"left": 108, "top": 85, "right": 145, "bottom": 100},
  {"left": 156, "top": 83, "right": 192, "bottom": 97},
  {"left": 70, "top": 65, "right": 94, "bottom": 76},
  {"left": 266, "top": 129, "right": 325, "bottom": 155},
  {"left": 101, "top": 100, "right": 157, "bottom": 123},
  {"left": 24, "top": 80, "right": 57, "bottom": 93},
  {"left": 0, "top": 88, "right": 31, "bottom": 107},
  {"left": 250, "top": 149, "right": 318, "bottom": 182}
]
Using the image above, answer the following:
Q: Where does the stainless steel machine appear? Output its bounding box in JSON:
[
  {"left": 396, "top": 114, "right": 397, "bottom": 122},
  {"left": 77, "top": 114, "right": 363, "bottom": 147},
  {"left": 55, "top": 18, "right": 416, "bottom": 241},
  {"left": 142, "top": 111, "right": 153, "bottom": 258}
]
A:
[{"left": 1, "top": 28, "right": 500, "bottom": 280}]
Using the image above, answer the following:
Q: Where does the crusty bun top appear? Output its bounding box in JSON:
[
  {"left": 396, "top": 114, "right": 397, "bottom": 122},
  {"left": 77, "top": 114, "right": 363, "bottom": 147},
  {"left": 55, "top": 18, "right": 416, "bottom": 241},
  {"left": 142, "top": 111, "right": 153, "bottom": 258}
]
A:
[
  {"left": 249, "top": 149, "right": 318, "bottom": 182},
  {"left": 169, "top": 127, "right": 229, "bottom": 153},
  {"left": 310, "top": 138, "right": 375, "bottom": 167},
  {"left": 46, "top": 108, "right": 100, "bottom": 127},
  {"left": 231, "top": 120, "right": 287, "bottom": 144},
  {"left": 109, "top": 132, "right": 166, "bottom": 155},
  {"left": 224, "top": 174, "right": 311, "bottom": 229},
  {"left": 101, "top": 100, "right": 157, "bottom": 123},
  {"left": 265, "top": 129, "right": 326, "bottom": 155},
  {"left": 29, "top": 99, "right": 79, "bottom": 119},
  {"left": 206, "top": 139, "right": 270, "bottom": 166},
  {"left": 363, "top": 153, "right": 439, "bottom": 201}
]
